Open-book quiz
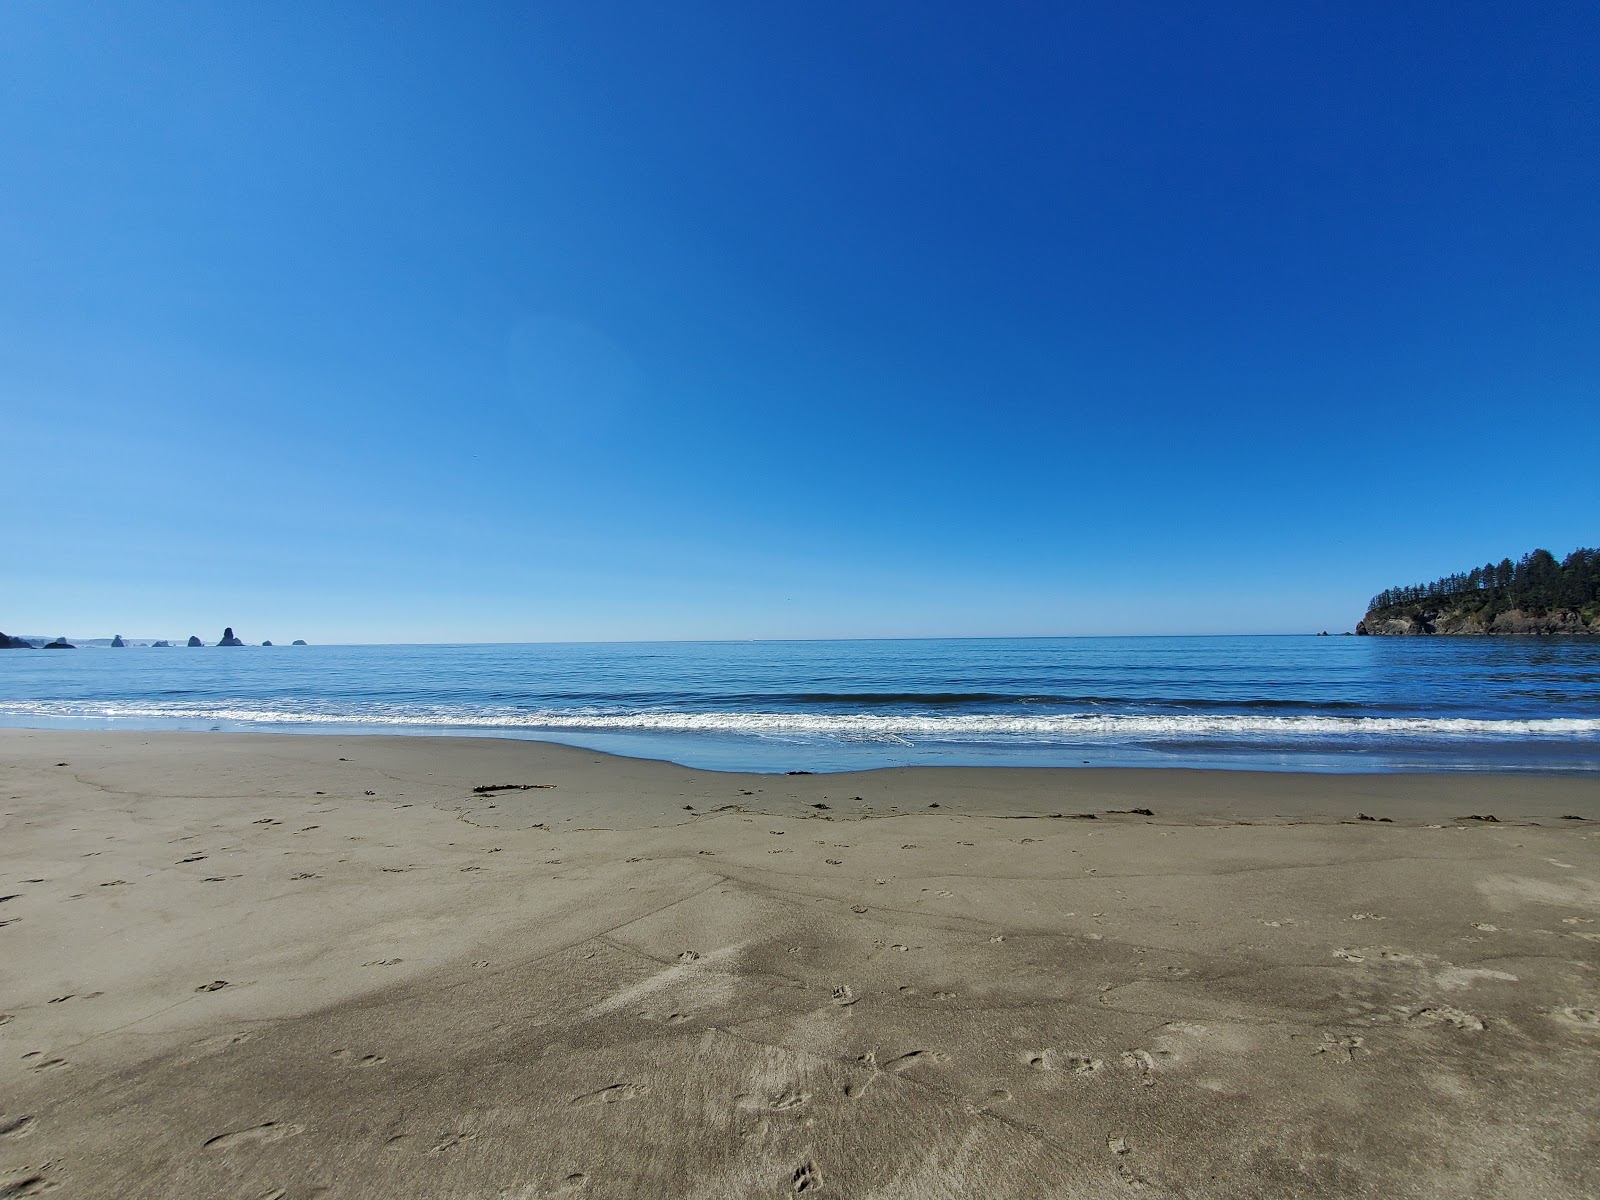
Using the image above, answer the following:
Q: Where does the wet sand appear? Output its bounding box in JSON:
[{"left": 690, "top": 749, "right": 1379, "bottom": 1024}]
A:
[{"left": 2, "top": 729, "right": 1598, "bottom": 1198}]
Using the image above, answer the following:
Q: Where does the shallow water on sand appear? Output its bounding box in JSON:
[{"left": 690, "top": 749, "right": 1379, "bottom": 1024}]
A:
[{"left": 2, "top": 635, "right": 1598, "bottom": 772}]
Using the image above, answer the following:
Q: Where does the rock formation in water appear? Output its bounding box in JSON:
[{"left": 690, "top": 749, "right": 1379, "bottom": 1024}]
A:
[
  {"left": 187, "top": 635, "right": 204, "bottom": 647},
  {"left": 292, "top": 639, "right": 308, "bottom": 646},
  {"left": 111, "top": 634, "right": 126, "bottom": 648},
  {"left": 218, "top": 627, "right": 245, "bottom": 646},
  {"left": 151, "top": 640, "right": 172, "bottom": 648},
  {"left": 0, "top": 631, "right": 35, "bottom": 649},
  {"left": 43, "top": 638, "right": 75, "bottom": 649},
  {"left": 262, "top": 640, "right": 273, "bottom": 646}
]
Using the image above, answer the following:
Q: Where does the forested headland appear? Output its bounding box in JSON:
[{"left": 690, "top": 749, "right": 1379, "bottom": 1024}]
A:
[{"left": 1359, "top": 547, "right": 1600, "bottom": 635}]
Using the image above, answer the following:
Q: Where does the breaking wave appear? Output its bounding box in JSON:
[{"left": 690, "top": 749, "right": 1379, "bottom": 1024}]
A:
[{"left": 2, "top": 699, "right": 1596, "bottom": 742}]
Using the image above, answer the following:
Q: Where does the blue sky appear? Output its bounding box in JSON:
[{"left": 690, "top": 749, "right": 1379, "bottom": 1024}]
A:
[{"left": 3, "top": 1, "right": 1597, "bottom": 642}]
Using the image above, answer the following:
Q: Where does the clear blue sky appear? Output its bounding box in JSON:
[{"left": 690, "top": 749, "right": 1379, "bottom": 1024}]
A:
[{"left": 4, "top": 1, "right": 1597, "bottom": 643}]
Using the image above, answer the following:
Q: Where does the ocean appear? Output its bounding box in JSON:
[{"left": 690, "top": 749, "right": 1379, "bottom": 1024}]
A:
[{"left": 2, "top": 636, "right": 1597, "bottom": 773}]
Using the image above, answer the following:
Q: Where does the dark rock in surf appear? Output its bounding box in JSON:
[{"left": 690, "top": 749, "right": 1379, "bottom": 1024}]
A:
[
  {"left": 111, "top": 635, "right": 126, "bottom": 647},
  {"left": 292, "top": 639, "right": 308, "bottom": 646},
  {"left": 262, "top": 640, "right": 272, "bottom": 646},
  {"left": 217, "top": 627, "right": 244, "bottom": 647},
  {"left": 187, "top": 636, "right": 204, "bottom": 647},
  {"left": 151, "top": 640, "right": 171, "bottom": 647},
  {"left": 43, "top": 639, "right": 75, "bottom": 649},
  {"left": 0, "top": 631, "right": 34, "bottom": 649}
]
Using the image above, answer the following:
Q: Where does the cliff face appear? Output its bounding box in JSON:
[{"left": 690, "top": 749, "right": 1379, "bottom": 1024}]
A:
[{"left": 1357, "top": 606, "right": 1598, "bottom": 636}]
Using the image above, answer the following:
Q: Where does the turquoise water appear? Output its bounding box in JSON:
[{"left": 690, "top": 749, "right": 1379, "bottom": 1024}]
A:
[{"left": 2, "top": 636, "right": 1598, "bottom": 773}]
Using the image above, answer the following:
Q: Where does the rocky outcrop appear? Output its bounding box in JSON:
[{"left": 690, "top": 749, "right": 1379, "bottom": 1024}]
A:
[
  {"left": 217, "top": 627, "right": 244, "bottom": 647},
  {"left": 1358, "top": 605, "right": 1598, "bottom": 636},
  {"left": 43, "top": 639, "right": 75, "bottom": 649},
  {"left": 262, "top": 640, "right": 273, "bottom": 647},
  {"left": 0, "top": 631, "right": 35, "bottom": 649},
  {"left": 187, "top": 635, "right": 204, "bottom": 647},
  {"left": 151, "top": 640, "right": 172, "bottom": 648},
  {"left": 111, "top": 635, "right": 126, "bottom": 648},
  {"left": 292, "top": 639, "right": 308, "bottom": 646}
]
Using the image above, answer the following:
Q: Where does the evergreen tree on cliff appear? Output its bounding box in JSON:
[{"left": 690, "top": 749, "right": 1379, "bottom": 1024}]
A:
[{"left": 1361, "top": 546, "right": 1600, "bottom": 634}]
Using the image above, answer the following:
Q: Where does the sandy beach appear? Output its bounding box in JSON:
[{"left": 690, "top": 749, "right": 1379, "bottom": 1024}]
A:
[{"left": 1, "top": 728, "right": 1597, "bottom": 1198}]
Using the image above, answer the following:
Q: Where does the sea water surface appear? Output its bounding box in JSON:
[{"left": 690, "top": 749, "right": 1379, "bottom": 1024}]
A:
[{"left": 2, "top": 636, "right": 1598, "bottom": 773}]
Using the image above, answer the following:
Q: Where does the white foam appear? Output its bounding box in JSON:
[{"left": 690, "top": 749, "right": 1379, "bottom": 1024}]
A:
[{"left": 1, "top": 700, "right": 1596, "bottom": 741}]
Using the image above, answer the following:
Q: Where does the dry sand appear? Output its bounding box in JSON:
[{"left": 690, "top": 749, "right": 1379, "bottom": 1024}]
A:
[{"left": 1, "top": 729, "right": 1598, "bottom": 1198}]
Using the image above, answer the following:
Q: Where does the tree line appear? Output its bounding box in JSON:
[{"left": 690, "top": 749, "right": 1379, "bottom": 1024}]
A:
[{"left": 1368, "top": 547, "right": 1600, "bottom": 617}]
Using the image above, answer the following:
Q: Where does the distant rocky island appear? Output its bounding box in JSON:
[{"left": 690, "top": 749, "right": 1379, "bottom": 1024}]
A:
[
  {"left": 1, "top": 627, "right": 310, "bottom": 649},
  {"left": 1358, "top": 546, "right": 1599, "bottom": 635}
]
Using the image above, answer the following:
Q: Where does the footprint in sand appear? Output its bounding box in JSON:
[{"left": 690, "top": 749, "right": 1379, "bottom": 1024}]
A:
[
  {"left": 1316, "top": 1034, "right": 1367, "bottom": 1062},
  {"left": 791, "top": 1162, "right": 823, "bottom": 1193},
  {"left": 885, "top": 1049, "right": 946, "bottom": 1073},
  {"left": 570, "top": 1084, "right": 647, "bottom": 1107},
  {"left": 0, "top": 1173, "right": 54, "bottom": 1197},
  {"left": 1409, "top": 1006, "right": 1486, "bottom": 1031},
  {"left": 1120, "top": 1048, "right": 1173, "bottom": 1085},
  {"left": 1551, "top": 1007, "right": 1600, "bottom": 1028},
  {"left": 203, "top": 1122, "right": 306, "bottom": 1151},
  {"left": 769, "top": 1090, "right": 809, "bottom": 1110},
  {"left": 1023, "top": 1049, "right": 1102, "bottom": 1075},
  {"left": 0, "top": 1115, "right": 37, "bottom": 1139},
  {"left": 830, "top": 985, "right": 858, "bottom": 1006},
  {"left": 330, "top": 1049, "right": 387, "bottom": 1066}
]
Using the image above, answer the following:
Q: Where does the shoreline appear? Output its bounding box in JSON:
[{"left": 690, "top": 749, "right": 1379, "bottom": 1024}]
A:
[
  {"left": 3, "top": 728, "right": 1597, "bottom": 1196},
  {"left": 4, "top": 727, "right": 1600, "bottom": 821},
  {"left": 2, "top": 718, "right": 1598, "bottom": 780}
]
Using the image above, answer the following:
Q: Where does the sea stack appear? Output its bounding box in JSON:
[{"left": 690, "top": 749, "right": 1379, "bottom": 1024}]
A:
[
  {"left": 151, "top": 640, "right": 171, "bottom": 648},
  {"left": 111, "top": 634, "right": 126, "bottom": 648},
  {"left": 187, "top": 635, "right": 204, "bottom": 647},
  {"left": 43, "top": 638, "right": 75, "bottom": 649},
  {"left": 292, "top": 639, "right": 308, "bottom": 646},
  {"left": 218, "top": 627, "right": 245, "bottom": 647},
  {"left": 0, "top": 631, "right": 34, "bottom": 649},
  {"left": 262, "top": 640, "right": 273, "bottom": 647}
]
